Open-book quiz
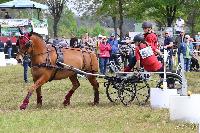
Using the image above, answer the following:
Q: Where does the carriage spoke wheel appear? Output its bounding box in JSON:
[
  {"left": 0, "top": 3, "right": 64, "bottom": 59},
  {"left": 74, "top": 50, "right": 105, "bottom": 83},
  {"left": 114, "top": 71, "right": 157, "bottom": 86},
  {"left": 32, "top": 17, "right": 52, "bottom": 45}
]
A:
[
  {"left": 118, "top": 80, "right": 136, "bottom": 106},
  {"left": 134, "top": 80, "right": 150, "bottom": 105},
  {"left": 105, "top": 82, "right": 121, "bottom": 103}
]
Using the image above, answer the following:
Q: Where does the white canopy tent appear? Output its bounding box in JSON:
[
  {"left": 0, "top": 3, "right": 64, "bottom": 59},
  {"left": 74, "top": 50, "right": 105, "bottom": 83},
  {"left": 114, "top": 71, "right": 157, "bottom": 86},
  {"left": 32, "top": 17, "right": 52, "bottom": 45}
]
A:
[{"left": 0, "top": 0, "right": 48, "bottom": 10}]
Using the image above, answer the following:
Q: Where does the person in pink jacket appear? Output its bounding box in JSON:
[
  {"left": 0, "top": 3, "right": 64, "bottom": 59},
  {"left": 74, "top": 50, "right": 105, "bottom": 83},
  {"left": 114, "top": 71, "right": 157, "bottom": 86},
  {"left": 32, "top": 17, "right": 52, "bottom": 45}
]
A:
[{"left": 99, "top": 36, "right": 111, "bottom": 74}]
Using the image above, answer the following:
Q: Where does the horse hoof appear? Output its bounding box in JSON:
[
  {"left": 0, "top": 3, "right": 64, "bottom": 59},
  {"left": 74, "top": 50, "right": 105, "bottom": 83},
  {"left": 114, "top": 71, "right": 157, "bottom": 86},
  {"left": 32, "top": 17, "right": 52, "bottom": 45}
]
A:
[
  {"left": 20, "top": 104, "right": 27, "bottom": 110},
  {"left": 37, "top": 103, "right": 42, "bottom": 108},
  {"left": 63, "top": 100, "right": 70, "bottom": 106}
]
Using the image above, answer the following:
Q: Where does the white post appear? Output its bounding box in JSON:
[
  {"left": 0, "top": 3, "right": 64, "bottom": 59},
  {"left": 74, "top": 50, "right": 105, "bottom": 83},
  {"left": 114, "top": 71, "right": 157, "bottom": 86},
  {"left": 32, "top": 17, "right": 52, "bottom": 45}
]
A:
[
  {"left": 180, "top": 53, "right": 187, "bottom": 96},
  {"left": 199, "top": 124, "right": 200, "bottom": 133},
  {"left": 0, "top": 52, "right": 6, "bottom": 66},
  {"left": 163, "top": 49, "right": 168, "bottom": 89}
]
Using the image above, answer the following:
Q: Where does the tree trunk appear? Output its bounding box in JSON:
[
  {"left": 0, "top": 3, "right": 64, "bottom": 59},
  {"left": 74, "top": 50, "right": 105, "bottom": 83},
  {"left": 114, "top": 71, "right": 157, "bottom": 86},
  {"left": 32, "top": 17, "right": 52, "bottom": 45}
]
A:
[
  {"left": 166, "top": 5, "right": 177, "bottom": 27},
  {"left": 118, "top": 0, "right": 123, "bottom": 40},
  {"left": 112, "top": 16, "right": 117, "bottom": 38},
  {"left": 187, "top": 8, "right": 198, "bottom": 36},
  {"left": 53, "top": 18, "right": 59, "bottom": 38}
]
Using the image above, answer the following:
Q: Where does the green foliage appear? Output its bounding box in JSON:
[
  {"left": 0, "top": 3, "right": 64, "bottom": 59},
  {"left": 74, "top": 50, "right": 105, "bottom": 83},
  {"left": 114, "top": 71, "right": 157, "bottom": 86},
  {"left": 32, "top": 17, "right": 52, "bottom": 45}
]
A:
[
  {"left": 90, "top": 23, "right": 108, "bottom": 37},
  {"left": 76, "top": 26, "right": 88, "bottom": 37},
  {"left": 0, "top": 0, "right": 9, "bottom": 3},
  {"left": 58, "top": 7, "right": 78, "bottom": 37}
]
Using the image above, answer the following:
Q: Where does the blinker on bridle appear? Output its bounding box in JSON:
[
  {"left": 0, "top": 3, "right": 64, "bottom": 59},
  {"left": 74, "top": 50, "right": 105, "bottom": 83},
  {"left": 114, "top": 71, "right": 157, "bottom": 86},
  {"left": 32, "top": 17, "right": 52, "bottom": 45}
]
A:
[{"left": 20, "top": 34, "right": 32, "bottom": 49}]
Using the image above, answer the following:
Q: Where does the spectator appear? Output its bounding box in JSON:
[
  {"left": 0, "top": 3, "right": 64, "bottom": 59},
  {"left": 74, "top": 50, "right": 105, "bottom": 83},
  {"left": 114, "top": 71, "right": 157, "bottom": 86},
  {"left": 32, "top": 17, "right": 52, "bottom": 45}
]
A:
[
  {"left": 59, "top": 36, "right": 68, "bottom": 47},
  {"left": 70, "top": 34, "right": 78, "bottom": 48},
  {"left": 164, "top": 31, "right": 174, "bottom": 71},
  {"left": 107, "top": 33, "right": 120, "bottom": 66},
  {"left": 190, "top": 55, "right": 199, "bottom": 71},
  {"left": 0, "top": 10, "right": 4, "bottom": 18},
  {"left": 96, "top": 34, "right": 103, "bottom": 69},
  {"left": 175, "top": 30, "right": 186, "bottom": 63},
  {"left": 23, "top": 53, "right": 30, "bottom": 83},
  {"left": 53, "top": 38, "right": 60, "bottom": 45},
  {"left": 99, "top": 36, "right": 111, "bottom": 75},
  {"left": 0, "top": 39, "right": 4, "bottom": 52},
  {"left": 95, "top": 34, "right": 103, "bottom": 56},
  {"left": 6, "top": 37, "right": 12, "bottom": 58},
  {"left": 124, "top": 38, "right": 136, "bottom": 72},
  {"left": 157, "top": 33, "right": 165, "bottom": 50},
  {"left": 45, "top": 35, "right": 50, "bottom": 43},
  {"left": 82, "top": 32, "right": 93, "bottom": 47},
  {"left": 194, "top": 32, "right": 200, "bottom": 55},
  {"left": 178, "top": 35, "right": 193, "bottom": 72},
  {"left": 175, "top": 17, "right": 185, "bottom": 34},
  {"left": 4, "top": 12, "right": 11, "bottom": 19}
]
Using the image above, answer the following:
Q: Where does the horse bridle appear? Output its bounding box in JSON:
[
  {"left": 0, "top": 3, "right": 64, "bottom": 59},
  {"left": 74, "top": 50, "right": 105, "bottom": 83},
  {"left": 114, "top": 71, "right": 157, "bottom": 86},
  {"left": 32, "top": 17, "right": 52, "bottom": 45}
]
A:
[
  {"left": 17, "top": 35, "right": 52, "bottom": 57},
  {"left": 17, "top": 34, "right": 33, "bottom": 56}
]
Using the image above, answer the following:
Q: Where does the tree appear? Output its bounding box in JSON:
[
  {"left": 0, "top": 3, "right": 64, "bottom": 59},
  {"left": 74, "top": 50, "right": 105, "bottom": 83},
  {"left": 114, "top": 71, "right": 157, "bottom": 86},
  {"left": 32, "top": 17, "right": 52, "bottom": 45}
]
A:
[
  {"left": 91, "top": 22, "right": 108, "bottom": 37},
  {"left": 76, "top": 0, "right": 134, "bottom": 40},
  {"left": 131, "top": 0, "right": 187, "bottom": 27},
  {"left": 47, "top": 0, "right": 67, "bottom": 38},
  {"left": 0, "top": 0, "right": 9, "bottom": 3},
  {"left": 183, "top": 0, "right": 200, "bottom": 35},
  {"left": 96, "top": 0, "right": 118, "bottom": 37},
  {"left": 58, "top": 7, "right": 78, "bottom": 37}
]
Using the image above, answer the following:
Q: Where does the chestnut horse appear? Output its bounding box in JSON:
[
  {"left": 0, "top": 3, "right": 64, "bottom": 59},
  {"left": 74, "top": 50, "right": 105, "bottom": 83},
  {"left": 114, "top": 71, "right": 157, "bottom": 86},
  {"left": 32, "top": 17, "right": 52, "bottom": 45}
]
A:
[{"left": 16, "top": 31, "right": 99, "bottom": 110}]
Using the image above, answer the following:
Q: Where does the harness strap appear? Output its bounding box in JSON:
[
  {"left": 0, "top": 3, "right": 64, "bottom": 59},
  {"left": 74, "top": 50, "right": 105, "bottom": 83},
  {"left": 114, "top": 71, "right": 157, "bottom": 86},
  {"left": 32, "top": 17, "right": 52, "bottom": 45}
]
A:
[
  {"left": 48, "top": 68, "right": 59, "bottom": 82},
  {"left": 46, "top": 45, "right": 51, "bottom": 66},
  {"left": 80, "top": 47, "right": 86, "bottom": 71},
  {"left": 89, "top": 52, "right": 93, "bottom": 71}
]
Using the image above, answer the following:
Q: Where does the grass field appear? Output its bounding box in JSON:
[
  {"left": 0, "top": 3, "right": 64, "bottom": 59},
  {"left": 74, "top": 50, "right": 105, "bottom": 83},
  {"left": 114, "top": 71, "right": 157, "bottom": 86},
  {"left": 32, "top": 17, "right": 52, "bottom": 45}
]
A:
[{"left": 0, "top": 65, "right": 199, "bottom": 133}]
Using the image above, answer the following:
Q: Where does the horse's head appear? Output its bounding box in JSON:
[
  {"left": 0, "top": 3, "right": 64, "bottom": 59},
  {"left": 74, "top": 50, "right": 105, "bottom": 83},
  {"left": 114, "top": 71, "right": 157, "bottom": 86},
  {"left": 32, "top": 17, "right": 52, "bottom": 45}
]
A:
[{"left": 16, "top": 30, "right": 33, "bottom": 63}]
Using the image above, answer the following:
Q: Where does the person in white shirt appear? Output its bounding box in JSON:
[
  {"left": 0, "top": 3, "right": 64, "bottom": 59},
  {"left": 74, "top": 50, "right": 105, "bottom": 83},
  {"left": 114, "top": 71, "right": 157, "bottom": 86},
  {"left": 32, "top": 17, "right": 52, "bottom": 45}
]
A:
[{"left": 175, "top": 17, "right": 185, "bottom": 34}]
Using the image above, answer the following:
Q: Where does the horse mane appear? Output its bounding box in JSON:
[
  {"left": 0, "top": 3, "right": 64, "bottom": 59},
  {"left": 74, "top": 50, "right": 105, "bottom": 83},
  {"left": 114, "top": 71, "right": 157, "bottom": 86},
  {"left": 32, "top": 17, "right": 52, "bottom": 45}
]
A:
[{"left": 31, "top": 32, "right": 43, "bottom": 39}]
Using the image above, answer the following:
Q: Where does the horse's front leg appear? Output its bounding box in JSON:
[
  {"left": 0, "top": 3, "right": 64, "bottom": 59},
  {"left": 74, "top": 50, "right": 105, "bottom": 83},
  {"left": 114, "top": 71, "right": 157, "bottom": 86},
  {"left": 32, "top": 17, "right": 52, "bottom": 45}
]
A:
[{"left": 20, "top": 77, "right": 46, "bottom": 110}]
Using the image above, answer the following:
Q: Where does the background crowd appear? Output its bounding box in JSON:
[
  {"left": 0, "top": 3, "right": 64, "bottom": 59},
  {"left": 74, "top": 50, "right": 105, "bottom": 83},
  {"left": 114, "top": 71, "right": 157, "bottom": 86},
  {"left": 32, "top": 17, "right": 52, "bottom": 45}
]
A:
[{"left": 1, "top": 19, "right": 200, "bottom": 78}]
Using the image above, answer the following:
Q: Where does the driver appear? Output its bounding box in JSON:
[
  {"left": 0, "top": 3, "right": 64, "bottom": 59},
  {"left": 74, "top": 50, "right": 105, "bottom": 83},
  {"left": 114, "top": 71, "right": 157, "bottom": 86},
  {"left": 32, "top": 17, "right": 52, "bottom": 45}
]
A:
[
  {"left": 134, "top": 34, "right": 163, "bottom": 72},
  {"left": 135, "top": 34, "right": 178, "bottom": 89}
]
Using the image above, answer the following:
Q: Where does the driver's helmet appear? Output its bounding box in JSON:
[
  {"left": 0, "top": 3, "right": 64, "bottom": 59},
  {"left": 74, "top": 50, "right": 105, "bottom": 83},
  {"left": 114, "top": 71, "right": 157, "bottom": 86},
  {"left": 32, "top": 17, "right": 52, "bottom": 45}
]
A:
[
  {"left": 133, "top": 34, "right": 145, "bottom": 43},
  {"left": 142, "top": 21, "right": 152, "bottom": 28}
]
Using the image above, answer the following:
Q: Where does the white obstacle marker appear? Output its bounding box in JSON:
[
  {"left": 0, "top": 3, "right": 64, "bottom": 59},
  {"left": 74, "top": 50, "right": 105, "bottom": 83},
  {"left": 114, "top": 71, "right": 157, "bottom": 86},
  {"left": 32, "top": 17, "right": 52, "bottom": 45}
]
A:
[
  {"left": 169, "top": 54, "right": 200, "bottom": 124},
  {"left": 169, "top": 94, "right": 200, "bottom": 123},
  {"left": 0, "top": 52, "right": 6, "bottom": 66},
  {"left": 150, "top": 49, "right": 179, "bottom": 108},
  {"left": 150, "top": 88, "right": 179, "bottom": 108},
  {"left": 5, "top": 58, "right": 18, "bottom": 65}
]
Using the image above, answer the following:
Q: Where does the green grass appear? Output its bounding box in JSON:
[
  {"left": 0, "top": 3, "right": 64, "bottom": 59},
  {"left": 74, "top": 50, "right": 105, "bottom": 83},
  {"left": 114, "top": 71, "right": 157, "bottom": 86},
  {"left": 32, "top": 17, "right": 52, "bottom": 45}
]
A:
[{"left": 0, "top": 65, "right": 198, "bottom": 133}]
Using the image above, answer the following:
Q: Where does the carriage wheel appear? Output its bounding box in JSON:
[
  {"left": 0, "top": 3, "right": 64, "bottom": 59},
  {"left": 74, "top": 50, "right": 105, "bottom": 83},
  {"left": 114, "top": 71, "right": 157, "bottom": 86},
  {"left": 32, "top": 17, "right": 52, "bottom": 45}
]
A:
[
  {"left": 134, "top": 80, "right": 150, "bottom": 105},
  {"left": 156, "top": 74, "right": 182, "bottom": 90},
  {"left": 105, "top": 82, "right": 121, "bottom": 103},
  {"left": 118, "top": 81, "right": 136, "bottom": 106}
]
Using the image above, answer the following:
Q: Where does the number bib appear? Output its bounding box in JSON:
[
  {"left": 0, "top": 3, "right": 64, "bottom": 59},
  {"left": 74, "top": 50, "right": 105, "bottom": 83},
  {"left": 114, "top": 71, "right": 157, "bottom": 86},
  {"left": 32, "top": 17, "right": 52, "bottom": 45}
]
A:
[{"left": 139, "top": 46, "right": 154, "bottom": 59}]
